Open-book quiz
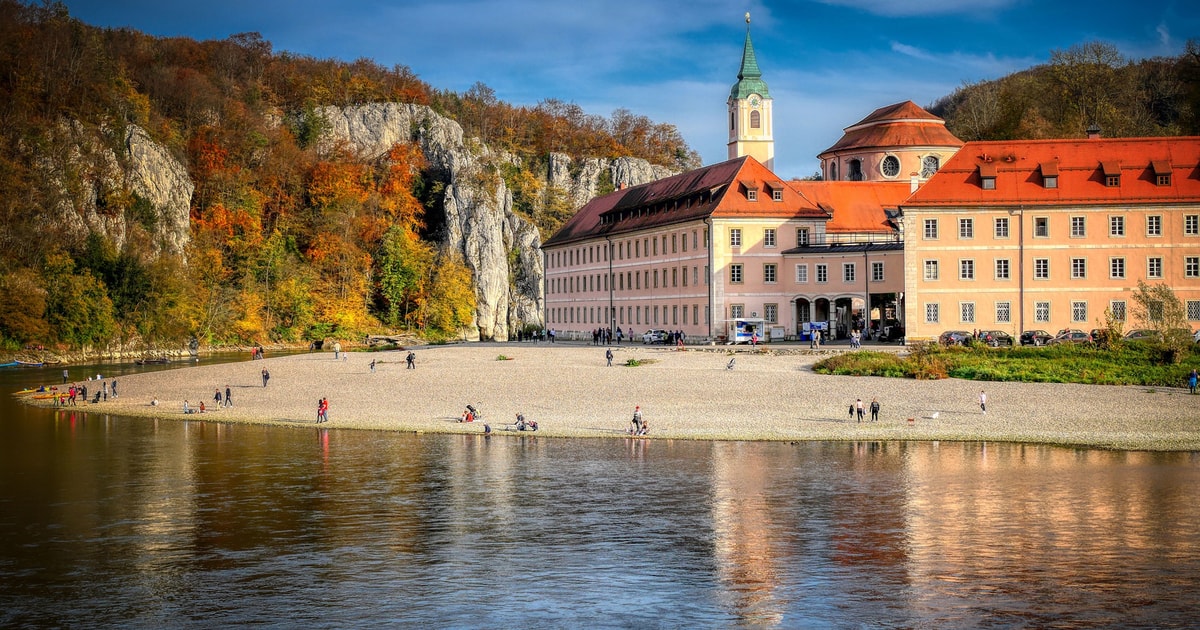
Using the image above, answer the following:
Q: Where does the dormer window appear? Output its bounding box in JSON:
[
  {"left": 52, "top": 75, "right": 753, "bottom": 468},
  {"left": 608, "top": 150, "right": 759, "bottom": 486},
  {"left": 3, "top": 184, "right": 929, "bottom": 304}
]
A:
[
  {"left": 766, "top": 181, "right": 785, "bottom": 202},
  {"left": 741, "top": 180, "right": 759, "bottom": 201},
  {"left": 1040, "top": 161, "right": 1058, "bottom": 189},
  {"left": 1101, "top": 160, "right": 1121, "bottom": 187},
  {"left": 1152, "top": 160, "right": 1172, "bottom": 186},
  {"left": 979, "top": 162, "right": 997, "bottom": 190}
]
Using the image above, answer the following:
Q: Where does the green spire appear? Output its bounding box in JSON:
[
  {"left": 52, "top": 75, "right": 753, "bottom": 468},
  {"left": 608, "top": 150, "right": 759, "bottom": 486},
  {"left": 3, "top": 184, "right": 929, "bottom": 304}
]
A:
[{"left": 730, "top": 15, "right": 769, "bottom": 100}]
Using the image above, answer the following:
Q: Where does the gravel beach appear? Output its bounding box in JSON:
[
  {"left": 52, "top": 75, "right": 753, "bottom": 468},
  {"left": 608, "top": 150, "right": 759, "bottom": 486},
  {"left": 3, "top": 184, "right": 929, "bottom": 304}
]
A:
[{"left": 54, "top": 343, "right": 1200, "bottom": 451}]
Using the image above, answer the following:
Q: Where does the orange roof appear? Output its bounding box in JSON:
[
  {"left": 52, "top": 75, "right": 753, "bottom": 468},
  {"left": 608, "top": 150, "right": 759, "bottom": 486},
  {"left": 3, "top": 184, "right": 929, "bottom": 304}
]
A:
[
  {"left": 819, "top": 101, "right": 963, "bottom": 156},
  {"left": 543, "top": 156, "right": 825, "bottom": 248},
  {"left": 905, "top": 137, "right": 1200, "bottom": 207},
  {"left": 788, "top": 181, "right": 911, "bottom": 233}
]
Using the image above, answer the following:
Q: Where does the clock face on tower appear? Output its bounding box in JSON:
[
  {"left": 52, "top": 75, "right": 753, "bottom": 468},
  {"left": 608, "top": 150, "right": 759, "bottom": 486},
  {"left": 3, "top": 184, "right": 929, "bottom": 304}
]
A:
[{"left": 749, "top": 95, "right": 760, "bottom": 108}]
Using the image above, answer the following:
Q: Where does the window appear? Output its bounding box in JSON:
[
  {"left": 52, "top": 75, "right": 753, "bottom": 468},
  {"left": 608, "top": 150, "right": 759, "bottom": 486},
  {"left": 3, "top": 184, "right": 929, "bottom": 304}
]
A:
[
  {"left": 995, "top": 258, "right": 1010, "bottom": 280},
  {"left": 1072, "top": 301, "right": 1088, "bottom": 323},
  {"left": 1035, "top": 301, "right": 1050, "bottom": 323},
  {"left": 1185, "top": 215, "right": 1198, "bottom": 236},
  {"left": 682, "top": 266, "right": 687, "bottom": 287},
  {"left": 1188, "top": 301, "right": 1200, "bottom": 322},
  {"left": 1186, "top": 256, "right": 1199, "bottom": 278},
  {"left": 1044, "top": 175, "right": 1058, "bottom": 189},
  {"left": 1110, "top": 300, "right": 1126, "bottom": 322},
  {"left": 960, "top": 302, "right": 976, "bottom": 324},
  {"left": 924, "top": 219, "right": 939, "bottom": 239},
  {"left": 653, "top": 238, "right": 658, "bottom": 256},
  {"left": 959, "top": 218, "right": 974, "bottom": 239},
  {"left": 1110, "top": 257, "right": 1125, "bottom": 279},
  {"left": 796, "top": 264, "right": 809, "bottom": 283},
  {"left": 1106, "top": 174, "right": 1120, "bottom": 187},
  {"left": 764, "top": 263, "right": 777, "bottom": 283},
  {"left": 1147, "top": 215, "right": 1162, "bottom": 237},
  {"left": 681, "top": 234, "right": 687, "bottom": 252},
  {"left": 1070, "top": 216, "right": 1086, "bottom": 237},
  {"left": 881, "top": 155, "right": 900, "bottom": 178},
  {"left": 959, "top": 259, "right": 975, "bottom": 280},
  {"left": 996, "top": 301, "right": 1011, "bottom": 323},
  {"left": 994, "top": 217, "right": 1009, "bottom": 238},
  {"left": 772, "top": 189, "right": 783, "bottom": 202},
  {"left": 816, "top": 264, "right": 828, "bottom": 283},
  {"left": 924, "top": 260, "right": 939, "bottom": 281},
  {"left": 925, "top": 303, "right": 939, "bottom": 324},
  {"left": 765, "top": 303, "right": 778, "bottom": 324},
  {"left": 1034, "top": 217, "right": 1049, "bottom": 238},
  {"left": 843, "top": 263, "right": 856, "bottom": 283},
  {"left": 764, "top": 228, "right": 776, "bottom": 248},
  {"left": 848, "top": 159, "right": 863, "bottom": 181},
  {"left": 731, "top": 304, "right": 744, "bottom": 319},
  {"left": 871, "top": 261, "right": 884, "bottom": 282},
  {"left": 921, "top": 155, "right": 940, "bottom": 178},
  {"left": 672, "top": 234, "right": 677, "bottom": 253},
  {"left": 672, "top": 267, "right": 677, "bottom": 287},
  {"left": 1147, "top": 257, "right": 1163, "bottom": 279},
  {"left": 1071, "top": 258, "right": 1087, "bottom": 279},
  {"left": 746, "top": 189, "right": 758, "bottom": 202},
  {"left": 1110, "top": 216, "right": 1125, "bottom": 237},
  {"left": 796, "top": 228, "right": 810, "bottom": 246},
  {"left": 1158, "top": 173, "right": 1172, "bottom": 186},
  {"left": 653, "top": 270, "right": 658, "bottom": 288},
  {"left": 1034, "top": 258, "right": 1049, "bottom": 280},
  {"left": 730, "top": 264, "right": 743, "bottom": 283},
  {"left": 750, "top": 110, "right": 760, "bottom": 128},
  {"left": 730, "top": 228, "right": 742, "bottom": 247}
]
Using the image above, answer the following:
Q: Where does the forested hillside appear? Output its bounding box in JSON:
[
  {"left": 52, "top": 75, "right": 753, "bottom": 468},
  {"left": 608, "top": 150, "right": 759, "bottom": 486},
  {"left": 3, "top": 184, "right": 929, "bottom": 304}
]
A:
[
  {"left": 931, "top": 41, "right": 1200, "bottom": 141},
  {"left": 0, "top": 1, "right": 698, "bottom": 354}
]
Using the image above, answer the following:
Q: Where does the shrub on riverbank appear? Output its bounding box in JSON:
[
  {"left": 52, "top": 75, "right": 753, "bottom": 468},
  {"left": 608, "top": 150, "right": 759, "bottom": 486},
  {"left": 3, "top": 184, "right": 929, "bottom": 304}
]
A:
[{"left": 814, "top": 342, "right": 1200, "bottom": 387}]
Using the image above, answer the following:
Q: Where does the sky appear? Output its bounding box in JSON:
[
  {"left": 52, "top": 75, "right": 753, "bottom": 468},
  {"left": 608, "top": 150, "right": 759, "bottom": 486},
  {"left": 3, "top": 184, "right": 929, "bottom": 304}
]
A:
[{"left": 61, "top": 0, "right": 1200, "bottom": 178}]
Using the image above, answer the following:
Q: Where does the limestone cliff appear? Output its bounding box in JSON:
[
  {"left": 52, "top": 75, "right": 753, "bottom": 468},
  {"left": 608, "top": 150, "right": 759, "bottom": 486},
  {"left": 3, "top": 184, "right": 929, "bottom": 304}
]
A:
[
  {"left": 319, "top": 103, "right": 672, "bottom": 341},
  {"left": 41, "top": 122, "right": 193, "bottom": 258}
]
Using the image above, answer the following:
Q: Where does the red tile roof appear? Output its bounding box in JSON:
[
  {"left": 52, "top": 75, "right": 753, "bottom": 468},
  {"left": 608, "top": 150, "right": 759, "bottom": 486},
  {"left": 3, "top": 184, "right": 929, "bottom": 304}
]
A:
[
  {"left": 819, "top": 101, "right": 963, "bottom": 156},
  {"left": 543, "top": 156, "right": 825, "bottom": 247},
  {"left": 904, "top": 137, "right": 1200, "bottom": 207},
  {"left": 787, "top": 181, "right": 911, "bottom": 233}
]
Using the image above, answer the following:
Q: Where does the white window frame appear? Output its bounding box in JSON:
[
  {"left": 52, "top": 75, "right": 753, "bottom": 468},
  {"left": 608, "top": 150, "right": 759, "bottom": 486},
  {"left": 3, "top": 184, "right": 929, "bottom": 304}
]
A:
[
  {"left": 994, "top": 217, "right": 1009, "bottom": 239},
  {"left": 796, "top": 264, "right": 809, "bottom": 283},
  {"left": 871, "top": 261, "right": 884, "bottom": 282},
  {"left": 843, "top": 263, "right": 856, "bottom": 283},
  {"left": 960, "top": 302, "right": 976, "bottom": 324},
  {"left": 730, "top": 228, "right": 742, "bottom": 247},
  {"left": 959, "top": 259, "right": 975, "bottom": 281},
  {"left": 730, "top": 263, "right": 744, "bottom": 283},
  {"left": 924, "top": 260, "right": 939, "bottom": 281},
  {"left": 925, "top": 303, "right": 940, "bottom": 324},
  {"left": 1072, "top": 301, "right": 1088, "bottom": 323},
  {"left": 1147, "top": 257, "right": 1163, "bottom": 279},
  {"left": 995, "top": 258, "right": 1010, "bottom": 280},
  {"left": 996, "top": 301, "right": 1011, "bottom": 323},
  {"left": 816, "top": 264, "right": 828, "bottom": 283},
  {"left": 1035, "top": 301, "right": 1050, "bottom": 323},
  {"left": 764, "top": 263, "right": 777, "bottom": 284},
  {"left": 764, "top": 228, "right": 776, "bottom": 248},
  {"left": 1110, "top": 257, "right": 1126, "bottom": 280}
]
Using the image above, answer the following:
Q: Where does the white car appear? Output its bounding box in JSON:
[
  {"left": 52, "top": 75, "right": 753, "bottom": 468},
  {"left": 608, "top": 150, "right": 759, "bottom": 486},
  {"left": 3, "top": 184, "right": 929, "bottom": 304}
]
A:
[
  {"left": 1194, "top": 329, "right": 1200, "bottom": 344},
  {"left": 642, "top": 329, "right": 667, "bottom": 344}
]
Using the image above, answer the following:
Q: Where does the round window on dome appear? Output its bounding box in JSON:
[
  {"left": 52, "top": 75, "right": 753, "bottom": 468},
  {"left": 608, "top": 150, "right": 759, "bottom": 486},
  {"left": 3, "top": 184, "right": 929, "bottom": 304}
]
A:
[{"left": 881, "top": 155, "right": 900, "bottom": 178}]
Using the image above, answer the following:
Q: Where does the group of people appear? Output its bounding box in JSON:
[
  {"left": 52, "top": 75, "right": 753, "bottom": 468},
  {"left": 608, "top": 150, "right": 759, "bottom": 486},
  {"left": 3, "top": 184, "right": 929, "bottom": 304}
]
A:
[
  {"left": 213, "top": 386, "right": 233, "bottom": 408},
  {"left": 592, "top": 327, "right": 620, "bottom": 345},
  {"left": 849, "top": 398, "right": 882, "bottom": 422},
  {"left": 316, "top": 397, "right": 329, "bottom": 423},
  {"left": 628, "top": 405, "right": 649, "bottom": 435}
]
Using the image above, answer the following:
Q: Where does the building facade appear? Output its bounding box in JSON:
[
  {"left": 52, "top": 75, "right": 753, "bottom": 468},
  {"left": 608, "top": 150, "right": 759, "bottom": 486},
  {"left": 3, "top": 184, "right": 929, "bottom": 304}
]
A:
[
  {"left": 900, "top": 137, "right": 1200, "bottom": 341},
  {"left": 818, "top": 100, "right": 963, "bottom": 185}
]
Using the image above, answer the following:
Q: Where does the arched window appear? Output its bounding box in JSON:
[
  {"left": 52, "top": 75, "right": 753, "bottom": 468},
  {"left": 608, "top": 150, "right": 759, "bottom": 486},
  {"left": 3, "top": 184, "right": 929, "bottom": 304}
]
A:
[
  {"left": 750, "top": 110, "right": 761, "bottom": 129},
  {"left": 848, "top": 159, "right": 863, "bottom": 181},
  {"left": 829, "top": 162, "right": 839, "bottom": 181},
  {"left": 921, "top": 155, "right": 940, "bottom": 178},
  {"left": 729, "top": 111, "right": 735, "bottom": 131}
]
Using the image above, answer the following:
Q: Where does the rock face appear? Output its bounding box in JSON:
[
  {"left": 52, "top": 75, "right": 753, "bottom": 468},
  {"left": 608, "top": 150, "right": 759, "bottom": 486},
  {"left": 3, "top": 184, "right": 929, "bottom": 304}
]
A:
[
  {"left": 41, "top": 122, "right": 193, "bottom": 258},
  {"left": 320, "top": 103, "right": 672, "bottom": 341}
]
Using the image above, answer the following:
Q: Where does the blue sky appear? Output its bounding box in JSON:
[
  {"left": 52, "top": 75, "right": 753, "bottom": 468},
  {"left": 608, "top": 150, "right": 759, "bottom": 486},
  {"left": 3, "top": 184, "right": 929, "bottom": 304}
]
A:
[{"left": 62, "top": 0, "right": 1198, "bottom": 178}]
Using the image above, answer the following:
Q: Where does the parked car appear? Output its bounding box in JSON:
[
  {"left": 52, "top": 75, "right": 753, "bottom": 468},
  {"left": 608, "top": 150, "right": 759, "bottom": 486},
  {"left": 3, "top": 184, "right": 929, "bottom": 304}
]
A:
[
  {"left": 1124, "top": 329, "right": 1158, "bottom": 341},
  {"left": 1089, "top": 329, "right": 1111, "bottom": 346},
  {"left": 1194, "top": 329, "right": 1200, "bottom": 344},
  {"left": 1048, "top": 329, "right": 1091, "bottom": 345},
  {"left": 938, "top": 330, "right": 972, "bottom": 346},
  {"left": 641, "top": 329, "right": 667, "bottom": 344},
  {"left": 979, "top": 330, "right": 1014, "bottom": 347},
  {"left": 878, "top": 322, "right": 905, "bottom": 342},
  {"left": 1020, "top": 329, "right": 1053, "bottom": 346}
]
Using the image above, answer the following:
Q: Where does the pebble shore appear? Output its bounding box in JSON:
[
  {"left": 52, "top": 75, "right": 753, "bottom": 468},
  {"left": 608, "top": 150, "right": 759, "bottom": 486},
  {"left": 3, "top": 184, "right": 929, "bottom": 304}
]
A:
[{"left": 64, "top": 343, "right": 1200, "bottom": 451}]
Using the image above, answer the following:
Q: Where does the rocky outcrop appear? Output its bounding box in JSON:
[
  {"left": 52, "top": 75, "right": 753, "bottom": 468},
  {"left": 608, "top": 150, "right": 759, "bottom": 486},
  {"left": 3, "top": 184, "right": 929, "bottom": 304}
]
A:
[
  {"left": 40, "top": 122, "right": 193, "bottom": 258},
  {"left": 320, "top": 103, "right": 672, "bottom": 341}
]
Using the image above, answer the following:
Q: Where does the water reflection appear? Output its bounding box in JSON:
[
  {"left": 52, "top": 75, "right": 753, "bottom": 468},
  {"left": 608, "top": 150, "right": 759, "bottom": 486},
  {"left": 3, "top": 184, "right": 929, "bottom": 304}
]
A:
[{"left": 1, "top": 404, "right": 1198, "bottom": 627}]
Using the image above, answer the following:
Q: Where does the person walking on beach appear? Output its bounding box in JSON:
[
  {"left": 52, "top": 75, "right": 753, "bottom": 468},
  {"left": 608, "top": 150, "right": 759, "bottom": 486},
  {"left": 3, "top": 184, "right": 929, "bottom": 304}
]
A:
[
  {"left": 333, "top": 341, "right": 341, "bottom": 360},
  {"left": 406, "top": 351, "right": 416, "bottom": 369},
  {"left": 855, "top": 398, "right": 865, "bottom": 422},
  {"left": 262, "top": 368, "right": 270, "bottom": 387},
  {"left": 225, "top": 385, "right": 233, "bottom": 408},
  {"left": 606, "top": 348, "right": 613, "bottom": 367},
  {"left": 62, "top": 369, "right": 68, "bottom": 384},
  {"left": 630, "top": 406, "right": 643, "bottom": 434},
  {"left": 111, "top": 379, "right": 118, "bottom": 399},
  {"left": 102, "top": 381, "right": 108, "bottom": 401},
  {"left": 979, "top": 390, "right": 987, "bottom": 415},
  {"left": 1189, "top": 369, "right": 1198, "bottom": 394},
  {"left": 214, "top": 388, "right": 222, "bottom": 407},
  {"left": 369, "top": 359, "right": 376, "bottom": 374},
  {"left": 870, "top": 397, "right": 880, "bottom": 422}
]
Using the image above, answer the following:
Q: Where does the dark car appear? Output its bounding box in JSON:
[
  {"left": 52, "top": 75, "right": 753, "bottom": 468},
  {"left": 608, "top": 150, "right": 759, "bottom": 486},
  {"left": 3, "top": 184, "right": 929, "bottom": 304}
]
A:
[
  {"left": 878, "top": 322, "right": 905, "bottom": 343},
  {"left": 1020, "top": 330, "right": 1052, "bottom": 346},
  {"left": 979, "top": 330, "right": 1014, "bottom": 347},
  {"left": 1123, "top": 329, "right": 1158, "bottom": 342},
  {"left": 1047, "top": 329, "right": 1091, "bottom": 345},
  {"left": 938, "top": 330, "right": 971, "bottom": 346}
]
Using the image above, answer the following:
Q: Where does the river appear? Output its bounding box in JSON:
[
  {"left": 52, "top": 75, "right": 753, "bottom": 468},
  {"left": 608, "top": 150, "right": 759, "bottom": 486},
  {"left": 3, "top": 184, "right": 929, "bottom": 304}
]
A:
[{"left": 1, "top": 359, "right": 1198, "bottom": 627}]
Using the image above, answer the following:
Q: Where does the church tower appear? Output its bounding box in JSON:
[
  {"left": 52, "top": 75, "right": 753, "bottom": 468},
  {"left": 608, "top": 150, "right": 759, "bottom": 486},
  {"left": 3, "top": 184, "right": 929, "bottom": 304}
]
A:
[{"left": 727, "top": 13, "right": 774, "bottom": 170}]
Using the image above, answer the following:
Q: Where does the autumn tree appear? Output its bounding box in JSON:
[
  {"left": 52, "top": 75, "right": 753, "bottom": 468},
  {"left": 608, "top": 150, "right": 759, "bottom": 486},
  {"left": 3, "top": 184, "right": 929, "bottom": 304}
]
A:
[{"left": 1130, "top": 280, "right": 1192, "bottom": 363}]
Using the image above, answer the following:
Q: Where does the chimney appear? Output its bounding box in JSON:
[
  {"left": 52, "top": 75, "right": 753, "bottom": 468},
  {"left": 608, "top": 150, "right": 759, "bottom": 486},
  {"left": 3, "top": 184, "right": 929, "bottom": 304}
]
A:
[
  {"left": 618, "top": 182, "right": 626, "bottom": 190},
  {"left": 1086, "top": 124, "right": 1102, "bottom": 139},
  {"left": 910, "top": 173, "right": 919, "bottom": 193}
]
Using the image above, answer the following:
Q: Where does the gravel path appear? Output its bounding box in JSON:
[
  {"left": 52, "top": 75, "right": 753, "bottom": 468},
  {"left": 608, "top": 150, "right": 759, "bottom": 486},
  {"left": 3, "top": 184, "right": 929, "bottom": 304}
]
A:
[{"left": 54, "top": 343, "right": 1200, "bottom": 451}]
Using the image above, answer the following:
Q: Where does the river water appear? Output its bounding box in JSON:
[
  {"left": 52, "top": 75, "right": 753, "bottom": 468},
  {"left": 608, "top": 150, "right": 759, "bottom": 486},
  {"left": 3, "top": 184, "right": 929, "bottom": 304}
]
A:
[{"left": 1, "top": 360, "right": 1198, "bottom": 628}]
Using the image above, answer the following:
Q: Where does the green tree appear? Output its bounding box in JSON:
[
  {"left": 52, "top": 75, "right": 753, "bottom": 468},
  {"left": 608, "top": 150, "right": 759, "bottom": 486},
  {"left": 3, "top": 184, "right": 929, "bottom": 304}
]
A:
[
  {"left": 377, "top": 223, "right": 432, "bottom": 328},
  {"left": 1130, "top": 280, "right": 1191, "bottom": 362},
  {"left": 43, "top": 252, "right": 116, "bottom": 348}
]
